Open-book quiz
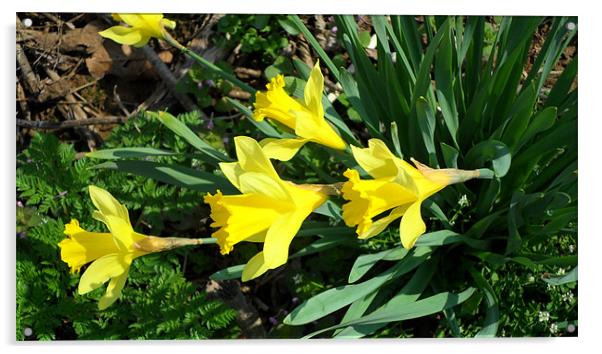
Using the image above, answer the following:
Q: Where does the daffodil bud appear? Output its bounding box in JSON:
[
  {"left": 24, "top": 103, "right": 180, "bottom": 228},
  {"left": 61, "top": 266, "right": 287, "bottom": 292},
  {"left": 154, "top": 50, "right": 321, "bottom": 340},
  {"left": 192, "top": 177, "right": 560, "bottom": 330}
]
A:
[
  {"left": 411, "top": 158, "right": 480, "bottom": 185},
  {"left": 133, "top": 236, "right": 202, "bottom": 253}
]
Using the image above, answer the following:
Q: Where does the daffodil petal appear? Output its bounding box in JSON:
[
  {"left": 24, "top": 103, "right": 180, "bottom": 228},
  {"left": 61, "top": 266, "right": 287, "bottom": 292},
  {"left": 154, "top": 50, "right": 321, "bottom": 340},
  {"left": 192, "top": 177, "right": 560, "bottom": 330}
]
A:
[
  {"left": 244, "top": 230, "right": 268, "bottom": 243},
  {"left": 399, "top": 199, "right": 427, "bottom": 249},
  {"left": 238, "top": 172, "right": 291, "bottom": 201},
  {"left": 303, "top": 61, "right": 324, "bottom": 119},
  {"left": 260, "top": 137, "right": 308, "bottom": 161},
  {"left": 98, "top": 26, "right": 145, "bottom": 46},
  {"left": 117, "top": 14, "right": 163, "bottom": 35},
  {"left": 98, "top": 270, "right": 129, "bottom": 310},
  {"left": 161, "top": 18, "right": 176, "bottom": 30},
  {"left": 103, "top": 214, "right": 144, "bottom": 251},
  {"left": 233, "top": 136, "right": 280, "bottom": 180},
  {"left": 241, "top": 252, "right": 271, "bottom": 282},
  {"left": 293, "top": 110, "right": 346, "bottom": 150},
  {"left": 88, "top": 186, "right": 130, "bottom": 226},
  {"left": 262, "top": 212, "right": 305, "bottom": 269},
  {"left": 219, "top": 161, "right": 244, "bottom": 191},
  {"left": 350, "top": 139, "right": 402, "bottom": 179},
  {"left": 358, "top": 204, "right": 409, "bottom": 239},
  {"left": 78, "top": 253, "right": 129, "bottom": 295}
]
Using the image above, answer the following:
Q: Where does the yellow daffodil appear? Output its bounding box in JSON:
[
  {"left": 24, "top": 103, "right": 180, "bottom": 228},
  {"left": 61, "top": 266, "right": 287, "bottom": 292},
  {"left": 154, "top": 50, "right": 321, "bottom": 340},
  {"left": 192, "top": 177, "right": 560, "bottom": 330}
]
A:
[
  {"left": 204, "top": 136, "right": 328, "bottom": 281},
  {"left": 253, "top": 62, "right": 346, "bottom": 160},
  {"left": 341, "top": 139, "right": 480, "bottom": 249},
  {"left": 98, "top": 13, "right": 176, "bottom": 47},
  {"left": 59, "top": 186, "right": 204, "bottom": 309}
]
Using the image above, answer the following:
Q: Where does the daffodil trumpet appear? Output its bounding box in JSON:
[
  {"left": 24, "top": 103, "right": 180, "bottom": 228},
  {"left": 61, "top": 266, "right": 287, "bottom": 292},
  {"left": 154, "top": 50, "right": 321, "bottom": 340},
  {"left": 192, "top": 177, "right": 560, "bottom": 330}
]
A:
[
  {"left": 58, "top": 185, "right": 215, "bottom": 310},
  {"left": 341, "top": 139, "right": 481, "bottom": 249}
]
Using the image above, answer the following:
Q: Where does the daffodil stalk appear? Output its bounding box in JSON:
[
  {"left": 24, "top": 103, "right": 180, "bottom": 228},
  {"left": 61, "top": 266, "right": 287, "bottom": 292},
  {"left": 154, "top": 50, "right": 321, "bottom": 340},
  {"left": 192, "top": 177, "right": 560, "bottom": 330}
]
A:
[
  {"left": 59, "top": 186, "right": 216, "bottom": 309},
  {"left": 160, "top": 30, "right": 256, "bottom": 94}
]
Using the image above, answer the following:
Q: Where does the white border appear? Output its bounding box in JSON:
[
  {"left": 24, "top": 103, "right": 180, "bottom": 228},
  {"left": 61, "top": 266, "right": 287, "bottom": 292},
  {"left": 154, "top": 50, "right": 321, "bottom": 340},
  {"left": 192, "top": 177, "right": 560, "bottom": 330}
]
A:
[{"left": 4, "top": 1, "right": 598, "bottom": 353}]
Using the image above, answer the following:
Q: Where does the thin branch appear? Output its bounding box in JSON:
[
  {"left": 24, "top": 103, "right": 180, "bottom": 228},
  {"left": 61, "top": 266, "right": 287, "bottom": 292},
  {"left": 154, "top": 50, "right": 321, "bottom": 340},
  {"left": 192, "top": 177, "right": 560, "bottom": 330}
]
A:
[{"left": 17, "top": 116, "right": 126, "bottom": 130}]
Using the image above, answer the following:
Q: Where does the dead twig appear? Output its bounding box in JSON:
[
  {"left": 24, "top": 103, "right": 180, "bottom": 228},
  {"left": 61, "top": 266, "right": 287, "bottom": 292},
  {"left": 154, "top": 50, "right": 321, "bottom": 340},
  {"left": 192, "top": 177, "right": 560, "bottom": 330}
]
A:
[
  {"left": 45, "top": 68, "right": 97, "bottom": 150},
  {"left": 16, "top": 42, "right": 41, "bottom": 96},
  {"left": 17, "top": 116, "right": 126, "bottom": 130},
  {"left": 228, "top": 89, "right": 252, "bottom": 100},
  {"left": 113, "top": 85, "right": 132, "bottom": 116},
  {"left": 140, "top": 45, "right": 202, "bottom": 115},
  {"left": 205, "top": 280, "right": 266, "bottom": 339},
  {"left": 16, "top": 79, "right": 31, "bottom": 121},
  {"left": 42, "top": 13, "right": 76, "bottom": 30},
  {"left": 234, "top": 67, "right": 262, "bottom": 79}
]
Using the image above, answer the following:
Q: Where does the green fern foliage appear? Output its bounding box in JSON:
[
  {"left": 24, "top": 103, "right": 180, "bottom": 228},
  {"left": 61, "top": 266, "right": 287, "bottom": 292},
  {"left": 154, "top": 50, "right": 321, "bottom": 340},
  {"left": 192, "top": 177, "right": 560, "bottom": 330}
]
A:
[{"left": 16, "top": 132, "right": 239, "bottom": 340}]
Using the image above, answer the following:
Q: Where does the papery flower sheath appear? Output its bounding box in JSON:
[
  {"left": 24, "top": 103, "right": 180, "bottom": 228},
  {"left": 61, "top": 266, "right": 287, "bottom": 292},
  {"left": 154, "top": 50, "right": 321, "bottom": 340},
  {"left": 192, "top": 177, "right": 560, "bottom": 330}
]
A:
[
  {"left": 59, "top": 186, "right": 201, "bottom": 309},
  {"left": 98, "top": 13, "right": 176, "bottom": 47},
  {"left": 253, "top": 61, "right": 346, "bottom": 160},
  {"left": 341, "top": 139, "right": 480, "bottom": 249},
  {"left": 204, "top": 136, "right": 328, "bottom": 281}
]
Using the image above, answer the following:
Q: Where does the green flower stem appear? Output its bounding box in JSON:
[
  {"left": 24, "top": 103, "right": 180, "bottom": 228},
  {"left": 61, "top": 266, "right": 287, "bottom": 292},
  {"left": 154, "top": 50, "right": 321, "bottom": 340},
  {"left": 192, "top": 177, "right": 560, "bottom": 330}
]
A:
[{"left": 163, "top": 32, "right": 256, "bottom": 94}]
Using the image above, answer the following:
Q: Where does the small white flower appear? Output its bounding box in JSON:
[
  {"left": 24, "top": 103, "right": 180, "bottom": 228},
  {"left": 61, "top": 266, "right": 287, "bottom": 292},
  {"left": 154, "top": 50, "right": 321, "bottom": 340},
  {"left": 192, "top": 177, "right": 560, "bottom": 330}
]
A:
[
  {"left": 549, "top": 323, "right": 558, "bottom": 334},
  {"left": 568, "top": 244, "right": 575, "bottom": 253},
  {"left": 557, "top": 268, "right": 566, "bottom": 276},
  {"left": 561, "top": 292, "right": 574, "bottom": 303},
  {"left": 458, "top": 194, "right": 469, "bottom": 208},
  {"left": 538, "top": 311, "right": 550, "bottom": 323},
  {"left": 527, "top": 274, "right": 535, "bottom": 283}
]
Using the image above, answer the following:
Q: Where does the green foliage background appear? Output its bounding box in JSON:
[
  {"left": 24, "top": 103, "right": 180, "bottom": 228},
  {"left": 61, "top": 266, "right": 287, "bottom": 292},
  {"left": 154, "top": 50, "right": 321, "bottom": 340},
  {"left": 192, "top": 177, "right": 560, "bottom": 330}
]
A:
[
  {"left": 16, "top": 119, "right": 239, "bottom": 340},
  {"left": 16, "top": 15, "right": 577, "bottom": 339}
]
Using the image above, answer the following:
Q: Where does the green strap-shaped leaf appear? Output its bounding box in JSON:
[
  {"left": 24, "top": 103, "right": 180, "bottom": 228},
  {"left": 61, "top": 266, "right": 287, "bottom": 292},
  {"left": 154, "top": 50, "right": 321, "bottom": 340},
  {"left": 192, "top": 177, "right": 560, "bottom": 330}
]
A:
[
  {"left": 283, "top": 247, "right": 432, "bottom": 326},
  {"left": 332, "top": 288, "right": 381, "bottom": 337},
  {"left": 226, "top": 97, "right": 284, "bottom": 138},
  {"left": 338, "top": 69, "right": 380, "bottom": 137},
  {"left": 543, "top": 266, "right": 577, "bottom": 286},
  {"left": 290, "top": 233, "right": 357, "bottom": 259},
  {"left": 505, "top": 191, "right": 524, "bottom": 255},
  {"left": 148, "top": 111, "right": 231, "bottom": 164},
  {"left": 92, "top": 160, "right": 235, "bottom": 194},
  {"left": 410, "top": 19, "right": 449, "bottom": 107},
  {"left": 86, "top": 147, "right": 179, "bottom": 160},
  {"left": 210, "top": 264, "right": 245, "bottom": 281},
  {"left": 335, "top": 257, "right": 438, "bottom": 338},
  {"left": 545, "top": 55, "right": 577, "bottom": 108},
  {"left": 434, "top": 23, "right": 459, "bottom": 147},
  {"left": 348, "top": 248, "right": 408, "bottom": 283},
  {"left": 286, "top": 15, "right": 340, "bottom": 82},
  {"left": 416, "top": 97, "right": 438, "bottom": 167},
  {"left": 415, "top": 230, "right": 489, "bottom": 249},
  {"left": 464, "top": 140, "right": 511, "bottom": 178},
  {"left": 303, "top": 287, "right": 476, "bottom": 338},
  {"left": 514, "top": 106, "right": 557, "bottom": 154},
  {"left": 470, "top": 268, "right": 500, "bottom": 337}
]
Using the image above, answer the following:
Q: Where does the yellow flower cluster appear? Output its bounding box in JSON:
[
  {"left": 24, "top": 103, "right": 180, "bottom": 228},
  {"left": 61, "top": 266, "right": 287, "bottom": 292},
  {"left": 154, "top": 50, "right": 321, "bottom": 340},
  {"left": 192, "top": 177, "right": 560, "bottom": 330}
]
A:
[{"left": 59, "top": 14, "right": 481, "bottom": 309}]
